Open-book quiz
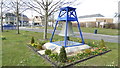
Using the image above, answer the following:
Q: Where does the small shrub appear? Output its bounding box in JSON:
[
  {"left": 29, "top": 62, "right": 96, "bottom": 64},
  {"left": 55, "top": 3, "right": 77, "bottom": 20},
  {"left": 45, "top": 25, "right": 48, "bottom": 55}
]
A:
[
  {"left": 99, "top": 39, "right": 106, "bottom": 48},
  {"left": 31, "top": 37, "right": 35, "bottom": 44},
  {"left": 52, "top": 40, "right": 55, "bottom": 42},
  {"left": 39, "top": 41, "right": 47, "bottom": 46},
  {"left": 31, "top": 43, "right": 37, "bottom": 47},
  {"left": 87, "top": 42, "right": 97, "bottom": 47},
  {"left": 84, "top": 49, "right": 91, "bottom": 54},
  {"left": 77, "top": 53, "right": 84, "bottom": 59},
  {"left": 1, "top": 36, "right": 6, "bottom": 40},
  {"left": 59, "top": 46, "right": 67, "bottom": 62},
  {"left": 36, "top": 44, "right": 42, "bottom": 50},
  {"left": 49, "top": 53, "right": 58, "bottom": 61},
  {"left": 45, "top": 49, "right": 51, "bottom": 55}
]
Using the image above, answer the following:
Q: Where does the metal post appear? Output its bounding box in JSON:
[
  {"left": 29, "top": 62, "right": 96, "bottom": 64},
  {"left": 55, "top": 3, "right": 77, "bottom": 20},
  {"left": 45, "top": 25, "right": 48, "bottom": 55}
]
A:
[
  {"left": 77, "top": 21, "right": 85, "bottom": 44},
  {"left": 74, "top": 11, "right": 85, "bottom": 44},
  {"left": 50, "top": 21, "right": 58, "bottom": 42}
]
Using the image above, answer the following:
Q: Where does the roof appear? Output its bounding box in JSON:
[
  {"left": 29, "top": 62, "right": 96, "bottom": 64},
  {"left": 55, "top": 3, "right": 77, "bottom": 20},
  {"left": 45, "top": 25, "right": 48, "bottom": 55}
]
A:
[
  {"left": 19, "top": 14, "right": 28, "bottom": 18},
  {"left": 5, "top": 13, "right": 16, "bottom": 17},
  {"left": 79, "top": 14, "right": 104, "bottom": 18},
  {"left": 5, "top": 13, "right": 28, "bottom": 18},
  {"left": 60, "top": 6, "right": 76, "bottom": 11}
]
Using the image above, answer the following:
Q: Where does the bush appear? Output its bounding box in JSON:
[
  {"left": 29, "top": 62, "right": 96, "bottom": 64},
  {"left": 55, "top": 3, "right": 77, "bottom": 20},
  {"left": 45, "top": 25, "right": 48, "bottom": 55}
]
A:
[
  {"left": 45, "top": 49, "right": 51, "bottom": 55},
  {"left": 84, "top": 49, "right": 91, "bottom": 54},
  {"left": 99, "top": 39, "right": 106, "bottom": 48},
  {"left": 39, "top": 41, "right": 47, "bottom": 46},
  {"left": 49, "top": 53, "right": 58, "bottom": 61},
  {"left": 31, "top": 43, "right": 37, "bottom": 47},
  {"left": 1, "top": 36, "right": 6, "bottom": 40},
  {"left": 59, "top": 46, "right": 67, "bottom": 62},
  {"left": 31, "top": 37, "right": 35, "bottom": 44},
  {"left": 87, "top": 42, "right": 97, "bottom": 47},
  {"left": 36, "top": 44, "right": 42, "bottom": 50},
  {"left": 104, "top": 23, "right": 116, "bottom": 29}
]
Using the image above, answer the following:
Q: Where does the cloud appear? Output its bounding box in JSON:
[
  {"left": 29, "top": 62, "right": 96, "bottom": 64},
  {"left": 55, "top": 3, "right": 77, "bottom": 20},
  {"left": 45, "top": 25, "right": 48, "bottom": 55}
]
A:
[{"left": 76, "top": 0, "right": 119, "bottom": 17}]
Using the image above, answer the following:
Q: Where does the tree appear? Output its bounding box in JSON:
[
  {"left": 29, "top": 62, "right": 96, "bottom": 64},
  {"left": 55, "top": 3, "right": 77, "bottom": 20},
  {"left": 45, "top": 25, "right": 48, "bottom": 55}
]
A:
[
  {"left": 2, "top": 0, "right": 31, "bottom": 34},
  {"left": 26, "top": 0, "right": 80, "bottom": 39},
  {"left": 59, "top": 46, "right": 67, "bottom": 62},
  {"left": 0, "top": 0, "right": 14, "bottom": 32},
  {"left": 10, "top": 0, "right": 31, "bottom": 34},
  {"left": 0, "top": 0, "right": 3, "bottom": 32}
]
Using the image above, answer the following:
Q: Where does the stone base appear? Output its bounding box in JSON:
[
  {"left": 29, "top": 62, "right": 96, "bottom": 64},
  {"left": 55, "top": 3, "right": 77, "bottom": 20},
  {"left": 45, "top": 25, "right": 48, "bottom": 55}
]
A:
[{"left": 38, "top": 42, "right": 91, "bottom": 56}]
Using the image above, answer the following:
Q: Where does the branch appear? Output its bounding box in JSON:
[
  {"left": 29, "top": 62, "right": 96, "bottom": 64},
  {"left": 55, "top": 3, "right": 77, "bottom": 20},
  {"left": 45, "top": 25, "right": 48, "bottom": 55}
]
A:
[
  {"left": 33, "top": 0, "right": 45, "bottom": 10},
  {"left": 48, "top": 0, "right": 61, "bottom": 11},
  {"left": 48, "top": 4, "right": 61, "bottom": 16},
  {"left": 28, "top": 2, "right": 43, "bottom": 14},
  {"left": 41, "top": 0, "right": 45, "bottom": 7},
  {"left": 19, "top": 7, "right": 32, "bottom": 14},
  {"left": 48, "top": 0, "right": 53, "bottom": 6},
  {"left": 11, "top": 2, "right": 16, "bottom": 8}
]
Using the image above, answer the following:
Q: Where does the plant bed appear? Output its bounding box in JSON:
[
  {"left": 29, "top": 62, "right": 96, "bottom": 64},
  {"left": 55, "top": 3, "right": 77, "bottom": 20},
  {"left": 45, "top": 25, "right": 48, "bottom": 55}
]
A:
[
  {"left": 27, "top": 38, "right": 112, "bottom": 67},
  {"left": 27, "top": 44, "right": 111, "bottom": 68},
  {"left": 27, "top": 45, "right": 58, "bottom": 67}
]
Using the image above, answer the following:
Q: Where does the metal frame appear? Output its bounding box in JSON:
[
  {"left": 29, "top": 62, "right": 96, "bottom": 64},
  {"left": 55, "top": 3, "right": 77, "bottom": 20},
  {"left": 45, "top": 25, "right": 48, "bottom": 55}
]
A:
[
  {"left": 50, "top": 6, "right": 85, "bottom": 47},
  {"left": 50, "top": 41, "right": 84, "bottom": 47}
]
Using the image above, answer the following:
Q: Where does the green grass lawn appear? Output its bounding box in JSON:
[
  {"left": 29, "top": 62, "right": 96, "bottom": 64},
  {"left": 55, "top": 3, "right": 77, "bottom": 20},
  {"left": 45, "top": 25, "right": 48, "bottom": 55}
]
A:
[
  {"left": 2, "top": 30, "right": 118, "bottom": 66},
  {"left": 2, "top": 30, "right": 51, "bottom": 66},
  {"left": 0, "top": 32, "right": 2, "bottom": 67},
  {"left": 32, "top": 26, "right": 119, "bottom": 35}
]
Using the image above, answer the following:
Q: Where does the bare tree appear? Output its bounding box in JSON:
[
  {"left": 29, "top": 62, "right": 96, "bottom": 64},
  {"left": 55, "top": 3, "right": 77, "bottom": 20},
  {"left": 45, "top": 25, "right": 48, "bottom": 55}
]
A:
[
  {"left": 11, "top": 0, "right": 30, "bottom": 34},
  {"left": 27, "top": 0, "right": 80, "bottom": 39},
  {"left": 0, "top": 0, "right": 12, "bottom": 32},
  {"left": 1, "top": 0, "right": 31, "bottom": 34},
  {"left": 0, "top": 0, "right": 3, "bottom": 32}
]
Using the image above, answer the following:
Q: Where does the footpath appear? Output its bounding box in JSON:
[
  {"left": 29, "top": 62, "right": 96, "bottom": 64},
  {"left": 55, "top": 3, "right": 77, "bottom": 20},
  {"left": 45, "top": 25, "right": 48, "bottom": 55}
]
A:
[{"left": 20, "top": 27, "right": 119, "bottom": 43}]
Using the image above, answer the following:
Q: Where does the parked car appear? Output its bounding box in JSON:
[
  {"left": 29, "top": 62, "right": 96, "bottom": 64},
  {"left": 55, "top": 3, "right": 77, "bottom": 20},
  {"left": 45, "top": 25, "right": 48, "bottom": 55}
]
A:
[{"left": 3, "top": 24, "right": 16, "bottom": 30}]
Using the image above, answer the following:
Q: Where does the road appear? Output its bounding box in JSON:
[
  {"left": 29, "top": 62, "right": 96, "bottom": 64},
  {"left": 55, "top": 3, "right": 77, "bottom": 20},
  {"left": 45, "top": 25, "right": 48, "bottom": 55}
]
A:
[{"left": 20, "top": 27, "right": 119, "bottom": 43}]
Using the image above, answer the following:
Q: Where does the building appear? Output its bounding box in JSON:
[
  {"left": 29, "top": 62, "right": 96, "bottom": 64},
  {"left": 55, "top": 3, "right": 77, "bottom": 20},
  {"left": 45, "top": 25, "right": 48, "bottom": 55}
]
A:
[
  {"left": 5, "top": 13, "right": 16, "bottom": 25},
  {"left": 78, "top": 14, "right": 113, "bottom": 28},
  {"left": 19, "top": 14, "right": 29, "bottom": 26},
  {"left": 33, "top": 16, "right": 44, "bottom": 26},
  {"left": 4, "top": 13, "right": 29, "bottom": 26}
]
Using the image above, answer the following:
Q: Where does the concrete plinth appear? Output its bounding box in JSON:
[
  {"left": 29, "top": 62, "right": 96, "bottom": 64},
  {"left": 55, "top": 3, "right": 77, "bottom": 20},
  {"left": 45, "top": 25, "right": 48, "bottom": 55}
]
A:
[{"left": 38, "top": 42, "right": 91, "bottom": 56}]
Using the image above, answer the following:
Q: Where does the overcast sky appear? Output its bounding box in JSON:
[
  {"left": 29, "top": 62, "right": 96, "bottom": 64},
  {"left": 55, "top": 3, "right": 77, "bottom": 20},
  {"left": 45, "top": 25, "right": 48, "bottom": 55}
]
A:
[{"left": 24, "top": 0, "right": 119, "bottom": 18}]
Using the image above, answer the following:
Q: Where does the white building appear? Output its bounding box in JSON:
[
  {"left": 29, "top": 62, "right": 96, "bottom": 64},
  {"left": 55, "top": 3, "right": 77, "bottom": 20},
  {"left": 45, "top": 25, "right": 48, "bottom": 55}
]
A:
[{"left": 78, "top": 14, "right": 113, "bottom": 28}]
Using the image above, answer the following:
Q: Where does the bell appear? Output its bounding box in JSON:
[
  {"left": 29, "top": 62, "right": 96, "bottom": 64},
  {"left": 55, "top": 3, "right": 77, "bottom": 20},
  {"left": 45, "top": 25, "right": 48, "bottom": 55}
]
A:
[{"left": 59, "top": 22, "right": 74, "bottom": 36}]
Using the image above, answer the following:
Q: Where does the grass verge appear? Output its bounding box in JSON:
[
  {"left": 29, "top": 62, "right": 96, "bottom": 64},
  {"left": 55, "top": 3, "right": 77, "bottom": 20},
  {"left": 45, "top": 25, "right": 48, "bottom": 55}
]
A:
[
  {"left": 2, "top": 30, "right": 118, "bottom": 66},
  {"left": 29, "top": 26, "right": 119, "bottom": 35}
]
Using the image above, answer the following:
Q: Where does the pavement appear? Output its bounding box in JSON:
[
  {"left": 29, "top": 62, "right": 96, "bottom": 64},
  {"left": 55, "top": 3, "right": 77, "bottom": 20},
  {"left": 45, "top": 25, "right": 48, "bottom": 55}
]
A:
[{"left": 19, "top": 27, "right": 119, "bottom": 43}]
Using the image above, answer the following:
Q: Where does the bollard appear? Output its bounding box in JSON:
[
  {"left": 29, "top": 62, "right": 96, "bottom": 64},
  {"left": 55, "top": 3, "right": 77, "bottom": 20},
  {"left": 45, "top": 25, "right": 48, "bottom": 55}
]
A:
[{"left": 94, "top": 29, "right": 97, "bottom": 34}]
